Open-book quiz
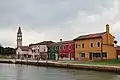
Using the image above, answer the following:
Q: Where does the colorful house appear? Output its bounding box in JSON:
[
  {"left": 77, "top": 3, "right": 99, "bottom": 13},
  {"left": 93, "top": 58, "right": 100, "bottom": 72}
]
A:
[
  {"left": 48, "top": 43, "right": 59, "bottom": 60},
  {"left": 74, "top": 24, "right": 116, "bottom": 61},
  {"left": 115, "top": 46, "right": 120, "bottom": 59},
  {"left": 58, "top": 39, "right": 75, "bottom": 60},
  {"left": 29, "top": 41, "right": 54, "bottom": 60}
]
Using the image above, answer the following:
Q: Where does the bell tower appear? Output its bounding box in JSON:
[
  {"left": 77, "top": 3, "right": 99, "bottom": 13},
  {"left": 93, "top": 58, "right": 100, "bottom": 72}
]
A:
[{"left": 17, "top": 26, "right": 22, "bottom": 47}]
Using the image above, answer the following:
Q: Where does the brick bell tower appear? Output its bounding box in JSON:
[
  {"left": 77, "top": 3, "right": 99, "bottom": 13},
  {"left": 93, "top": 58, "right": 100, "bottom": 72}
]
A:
[{"left": 17, "top": 26, "right": 22, "bottom": 47}]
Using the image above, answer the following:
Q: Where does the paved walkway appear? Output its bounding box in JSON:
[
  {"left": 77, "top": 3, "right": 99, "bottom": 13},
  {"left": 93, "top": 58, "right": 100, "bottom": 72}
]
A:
[{"left": 0, "top": 59, "right": 120, "bottom": 68}]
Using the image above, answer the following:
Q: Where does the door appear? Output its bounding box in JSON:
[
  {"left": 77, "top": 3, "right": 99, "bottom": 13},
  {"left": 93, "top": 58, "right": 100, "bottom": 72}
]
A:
[
  {"left": 69, "top": 53, "right": 71, "bottom": 60},
  {"left": 89, "top": 52, "right": 92, "bottom": 60},
  {"left": 79, "top": 53, "right": 82, "bottom": 60},
  {"left": 55, "top": 53, "right": 58, "bottom": 60}
]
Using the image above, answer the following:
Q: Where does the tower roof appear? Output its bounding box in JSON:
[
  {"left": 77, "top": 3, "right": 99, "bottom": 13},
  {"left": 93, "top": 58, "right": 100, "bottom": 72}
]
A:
[{"left": 17, "top": 26, "right": 22, "bottom": 34}]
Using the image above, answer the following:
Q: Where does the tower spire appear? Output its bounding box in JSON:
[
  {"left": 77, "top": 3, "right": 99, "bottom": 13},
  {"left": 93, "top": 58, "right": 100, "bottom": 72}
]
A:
[
  {"left": 17, "top": 26, "right": 22, "bottom": 34},
  {"left": 17, "top": 25, "right": 22, "bottom": 47}
]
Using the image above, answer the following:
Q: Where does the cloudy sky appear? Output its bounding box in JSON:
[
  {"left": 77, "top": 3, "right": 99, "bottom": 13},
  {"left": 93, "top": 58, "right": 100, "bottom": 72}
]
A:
[{"left": 0, "top": 0, "right": 120, "bottom": 47}]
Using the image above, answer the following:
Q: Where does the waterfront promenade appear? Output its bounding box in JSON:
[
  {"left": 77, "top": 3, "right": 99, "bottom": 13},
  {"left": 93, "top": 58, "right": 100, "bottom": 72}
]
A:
[{"left": 0, "top": 59, "right": 120, "bottom": 73}]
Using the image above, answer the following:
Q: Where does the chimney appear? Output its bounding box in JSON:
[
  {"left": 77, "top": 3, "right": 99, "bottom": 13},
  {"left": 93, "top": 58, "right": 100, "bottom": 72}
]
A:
[
  {"left": 106, "top": 24, "right": 110, "bottom": 33},
  {"left": 60, "top": 39, "right": 62, "bottom": 42}
]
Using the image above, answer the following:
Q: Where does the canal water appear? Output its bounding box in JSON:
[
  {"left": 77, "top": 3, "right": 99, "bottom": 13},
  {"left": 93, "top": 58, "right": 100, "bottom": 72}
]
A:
[{"left": 0, "top": 63, "right": 120, "bottom": 80}]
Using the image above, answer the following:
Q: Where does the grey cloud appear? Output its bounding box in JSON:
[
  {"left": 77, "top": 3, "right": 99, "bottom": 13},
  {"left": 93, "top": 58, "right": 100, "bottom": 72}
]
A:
[
  {"left": 0, "top": 0, "right": 118, "bottom": 47},
  {"left": 0, "top": 0, "right": 114, "bottom": 28}
]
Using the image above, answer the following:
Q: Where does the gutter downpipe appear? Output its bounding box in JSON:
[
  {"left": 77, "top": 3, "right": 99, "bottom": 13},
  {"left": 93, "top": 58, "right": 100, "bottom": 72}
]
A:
[{"left": 101, "top": 38, "right": 103, "bottom": 60}]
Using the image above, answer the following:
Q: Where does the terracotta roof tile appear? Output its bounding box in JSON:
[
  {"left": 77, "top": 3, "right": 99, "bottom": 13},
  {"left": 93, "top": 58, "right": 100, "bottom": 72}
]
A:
[
  {"left": 115, "top": 46, "right": 120, "bottom": 50},
  {"left": 19, "top": 46, "right": 30, "bottom": 51},
  {"left": 74, "top": 32, "right": 106, "bottom": 40},
  {"left": 57, "top": 40, "right": 74, "bottom": 44},
  {"left": 29, "top": 41, "right": 54, "bottom": 46}
]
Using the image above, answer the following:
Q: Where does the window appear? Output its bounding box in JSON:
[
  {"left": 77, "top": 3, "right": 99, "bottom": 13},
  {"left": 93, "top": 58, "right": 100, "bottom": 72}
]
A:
[
  {"left": 34, "top": 50, "right": 35, "bottom": 53},
  {"left": 63, "top": 46, "right": 66, "bottom": 50},
  {"left": 18, "top": 52, "right": 20, "bottom": 54},
  {"left": 19, "top": 37, "right": 22, "bottom": 39},
  {"left": 97, "top": 42, "right": 100, "bottom": 47},
  {"left": 68, "top": 45, "right": 71, "bottom": 50},
  {"left": 59, "top": 46, "right": 62, "bottom": 50},
  {"left": 90, "top": 42, "right": 93, "bottom": 48},
  {"left": 76, "top": 44, "right": 77, "bottom": 48},
  {"left": 44, "top": 47, "right": 46, "bottom": 52},
  {"left": 32, "top": 50, "right": 33, "bottom": 53},
  {"left": 93, "top": 53, "right": 101, "bottom": 58},
  {"left": 81, "top": 53, "right": 85, "bottom": 57},
  {"left": 102, "top": 52, "right": 107, "bottom": 58},
  {"left": 82, "top": 43, "right": 84, "bottom": 48},
  {"left": 55, "top": 46, "right": 58, "bottom": 50}
]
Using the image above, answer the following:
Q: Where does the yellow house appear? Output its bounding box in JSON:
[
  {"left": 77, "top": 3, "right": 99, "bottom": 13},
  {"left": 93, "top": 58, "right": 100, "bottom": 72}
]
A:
[{"left": 74, "top": 24, "right": 116, "bottom": 61}]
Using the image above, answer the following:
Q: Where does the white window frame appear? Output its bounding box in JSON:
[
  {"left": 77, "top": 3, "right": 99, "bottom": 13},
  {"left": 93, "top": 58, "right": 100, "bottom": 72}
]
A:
[
  {"left": 68, "top": 45, "right": 71, "bottom": 50},
  {"left": 90, "top": 42, "right": 94, "bottom": 48},
  {"left": 59, "top": 45, "right": 62, "bottom": 50},
  {"left": 63, "top": 45, "right": 66, "bottom": 50},
  {"left": 96, "top": 41, "right": 101, "bottom": 47},
  {"left": 55, "top": 46, "right": 58, "bottom": 50}
]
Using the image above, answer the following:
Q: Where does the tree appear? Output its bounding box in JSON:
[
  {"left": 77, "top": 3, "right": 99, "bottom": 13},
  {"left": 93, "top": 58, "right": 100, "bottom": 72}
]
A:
[
  {"left": 114, "top": 40, "right": 118, "bottom": 45},
  {"left": 0, "top": 44, "right": 3, "bottom": 48}
]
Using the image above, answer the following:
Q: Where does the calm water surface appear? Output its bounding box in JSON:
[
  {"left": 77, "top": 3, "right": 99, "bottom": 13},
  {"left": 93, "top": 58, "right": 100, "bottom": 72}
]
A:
[{"left": 0, "top": 63, "right": 120, "bottom": 80}]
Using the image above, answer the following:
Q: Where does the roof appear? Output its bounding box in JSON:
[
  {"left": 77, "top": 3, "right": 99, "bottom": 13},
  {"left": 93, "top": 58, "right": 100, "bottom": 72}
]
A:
[
  {"left": 115, "top": 46, "right": 120, "bottom": 50},
  {"left": 58, "top": 40, "right": 74, "bottom": 44},
  {"left": 74, "top": 32, "right": 106, "bottom": 40},
  {"left": 29, "top": 41, "right": 54, "bottom": 46},
  {"left": 48, "top": 40, "right": 74, "bottom": 47},
  {"left": 17, "top": 26, "right": 22, "bottom": 34},
  {"left": 48, "top": 42, "right": 58, "bottom": 47},
  {"left": 19, "top": 46, "right": 30, "bottom": 51}
]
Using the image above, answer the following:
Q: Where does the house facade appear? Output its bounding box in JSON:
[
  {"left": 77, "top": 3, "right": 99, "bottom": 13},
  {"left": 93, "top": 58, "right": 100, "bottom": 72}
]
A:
[
  {"left": 74, "top": 24, "right": 116, "bottom": 61},
  {"left": 115, "top": 46, "right": 120, "bottom": 59},
  {"left": 58, "top": 39, "right": 75, "bottom": 60},
  {"left": 16, "top": 46, "right": 32, "bottom": 59},
  {"left": 48, "top": 42, "right": 59, "bottom": 60},
  {"left": 29, "top": 41, "right": 54, "bottom": 60}
]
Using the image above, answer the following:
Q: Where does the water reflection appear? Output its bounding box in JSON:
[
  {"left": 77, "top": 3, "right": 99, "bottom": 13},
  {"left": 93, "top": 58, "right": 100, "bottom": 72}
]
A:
[{"left": 0, "top": 63, "right": 120, "bottom": 80}]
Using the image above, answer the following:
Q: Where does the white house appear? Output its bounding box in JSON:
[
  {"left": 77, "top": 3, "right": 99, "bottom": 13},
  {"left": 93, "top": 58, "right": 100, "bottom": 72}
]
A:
[
  {"left": 16, "top": 46, "right": 32, "bottom": 59},
  {"left": 29, "top": 41, "right": 54, "bottom": 60}
]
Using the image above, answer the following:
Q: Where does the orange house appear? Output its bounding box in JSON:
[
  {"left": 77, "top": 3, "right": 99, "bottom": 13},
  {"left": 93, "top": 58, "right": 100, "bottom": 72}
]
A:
[{"left": 74, "top": 24, "right": 116, "bottom": 61}]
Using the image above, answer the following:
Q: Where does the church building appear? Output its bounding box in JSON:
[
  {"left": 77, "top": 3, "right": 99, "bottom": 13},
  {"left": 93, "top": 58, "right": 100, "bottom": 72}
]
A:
[
  {"left": 16, "top": 26, "right": 54, "bottom": 60},
  {"left": 16, "top": 26, "right": 32, "bottom": 60}
]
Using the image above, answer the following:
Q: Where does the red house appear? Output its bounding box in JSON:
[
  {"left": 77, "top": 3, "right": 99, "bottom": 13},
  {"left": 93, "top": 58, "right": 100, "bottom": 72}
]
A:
[
  {"left": 115, "top": 46, "right": 120, "bottom": 59},
  {"left": 58, "top": 39, "right": 75, "bottom": 60}
]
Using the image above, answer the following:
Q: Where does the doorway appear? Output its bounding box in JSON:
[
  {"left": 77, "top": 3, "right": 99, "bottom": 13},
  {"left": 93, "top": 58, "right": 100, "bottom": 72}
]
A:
[
  {"left": 69, "top": 53, "right": 71, "bottom": 60},
  {"left": 55, "top": 53, "right": 58, "bottom": 60},
  {"left": 89, "top": 52, "right": 92, "bottom": 60}
]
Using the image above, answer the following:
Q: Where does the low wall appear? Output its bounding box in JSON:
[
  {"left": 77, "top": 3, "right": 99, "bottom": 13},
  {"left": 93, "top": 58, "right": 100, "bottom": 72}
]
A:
[
  {"left": 0, "top": 60, "right": 13, "bottom": 64},
  {"left": 0, "top": 60, "right": 120, "bottom": 74}
]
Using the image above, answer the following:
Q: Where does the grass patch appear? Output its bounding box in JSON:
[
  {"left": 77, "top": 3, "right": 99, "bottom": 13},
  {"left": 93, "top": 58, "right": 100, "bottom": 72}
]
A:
[
  {"left": 0, "top": 55, "right": 9, "bottom": 59},
  {"left": 59, "top": 59, "right": 120, "bottom": 66}
]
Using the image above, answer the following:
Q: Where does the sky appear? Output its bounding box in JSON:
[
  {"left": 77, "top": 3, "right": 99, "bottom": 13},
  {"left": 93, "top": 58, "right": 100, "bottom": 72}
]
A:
[{"left": 0, "top": 0, "right": 120, "bottom": 48}]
